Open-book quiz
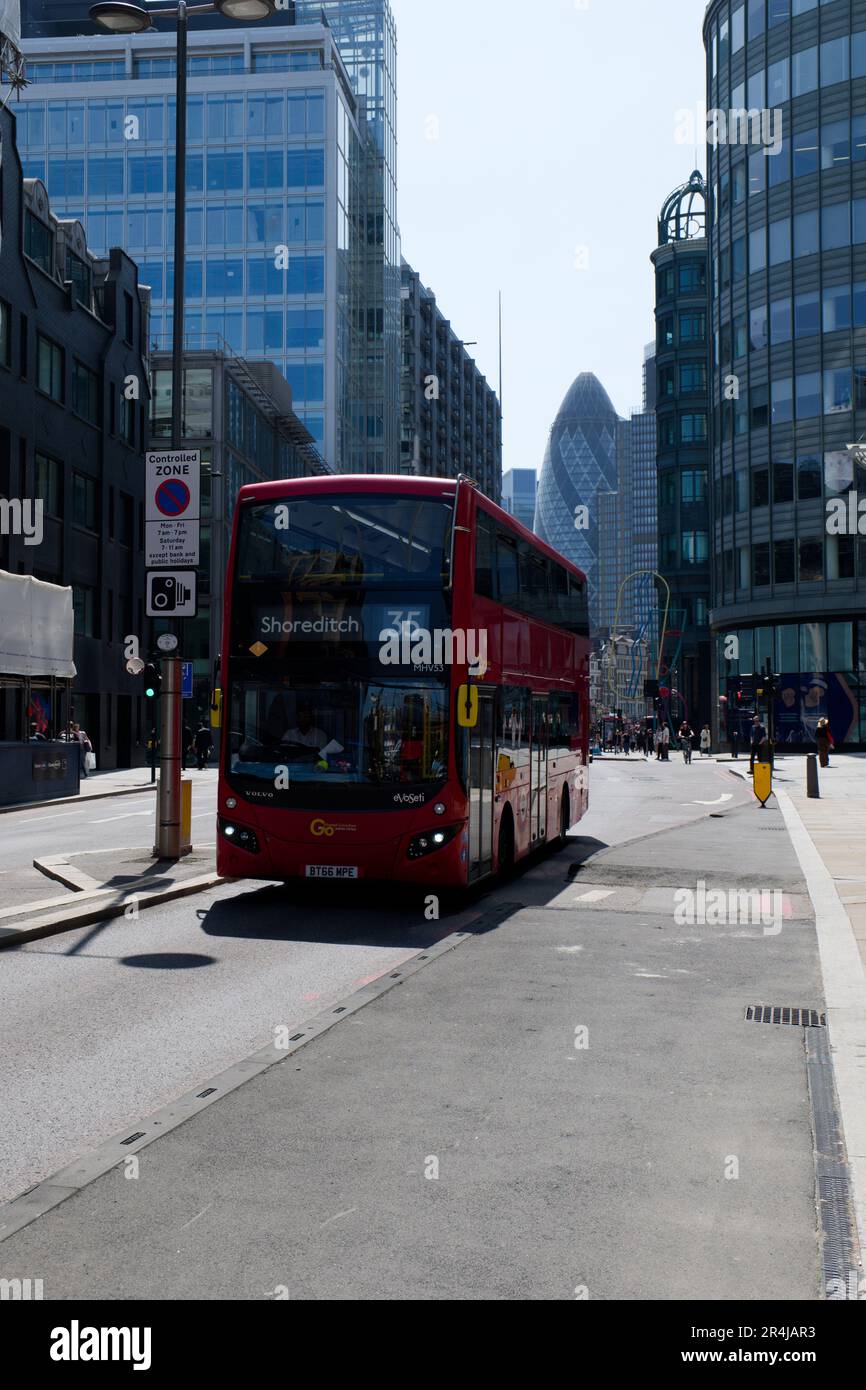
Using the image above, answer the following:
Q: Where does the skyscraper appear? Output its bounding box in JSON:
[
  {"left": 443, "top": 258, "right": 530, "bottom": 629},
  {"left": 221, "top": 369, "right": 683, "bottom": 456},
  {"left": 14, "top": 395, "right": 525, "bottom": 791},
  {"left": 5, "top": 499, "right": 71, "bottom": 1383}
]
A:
[
  {"left": 534, "top": 372, "right": 619, "bottom": 632},
  {"left": 13, "top": 0, "right": 400, "bottom": 473},
  {"left": 502, "top": 468, "right": 537, "bottom": 530},
  {"left": 705, "top": 0, "right": 866, "bottom": 749}
]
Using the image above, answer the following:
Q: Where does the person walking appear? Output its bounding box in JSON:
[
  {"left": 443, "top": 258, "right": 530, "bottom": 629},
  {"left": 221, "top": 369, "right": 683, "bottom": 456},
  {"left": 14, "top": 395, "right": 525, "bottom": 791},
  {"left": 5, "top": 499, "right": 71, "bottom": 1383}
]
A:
[
  {"left": 700, "top": 724, "right": 712, "bottom": 757},
  {"left": 662, "top": 724, "right": 671, "bottom": 761},
  {"left": 194, "top": 722, "right": 213, "bottom": 771},
  {"left": 730, "top": 725, "right": 739, "bottom": 759},
  {"left": 71, "top": 722, "right": 93, "bottom": 778},
  {"left": 654, "top": 726, "right": 663, "bottom": 760},
  {"left": 748, "top": 714, "right": 767, "bottom": 776},
  {"left": 679, "top": 721, "right": 694, "bottom": 764},
  {"left": 815, "top": 717, "right": 834, "bottom": 768}
]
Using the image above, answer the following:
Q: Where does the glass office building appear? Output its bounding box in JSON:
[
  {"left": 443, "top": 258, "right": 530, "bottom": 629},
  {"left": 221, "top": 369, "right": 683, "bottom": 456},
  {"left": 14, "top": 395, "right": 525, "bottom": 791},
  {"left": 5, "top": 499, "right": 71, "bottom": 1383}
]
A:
[
  {"left": 12, "top": 1, "right": 400, "bottom": 473},
  {"left": 535, "top": 372, "right": 619, "bottom": 634},
  {"left": 705, "top": 0, "right": 866, "bottom": 748}
]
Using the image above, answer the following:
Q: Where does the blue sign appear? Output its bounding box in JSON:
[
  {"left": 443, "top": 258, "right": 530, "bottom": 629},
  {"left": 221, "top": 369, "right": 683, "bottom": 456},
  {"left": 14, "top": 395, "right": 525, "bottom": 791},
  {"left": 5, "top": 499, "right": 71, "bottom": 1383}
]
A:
[{"left": 182, "top": 662, "right": 194, "bottom": 700}]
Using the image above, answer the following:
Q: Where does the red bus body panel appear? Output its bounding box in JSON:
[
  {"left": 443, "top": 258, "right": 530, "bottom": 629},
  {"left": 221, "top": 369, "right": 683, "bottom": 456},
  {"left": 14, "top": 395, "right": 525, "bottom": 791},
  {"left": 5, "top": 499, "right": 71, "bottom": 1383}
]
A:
[{"left": 217, "top": 477, "right": 590, "bottom": 886}]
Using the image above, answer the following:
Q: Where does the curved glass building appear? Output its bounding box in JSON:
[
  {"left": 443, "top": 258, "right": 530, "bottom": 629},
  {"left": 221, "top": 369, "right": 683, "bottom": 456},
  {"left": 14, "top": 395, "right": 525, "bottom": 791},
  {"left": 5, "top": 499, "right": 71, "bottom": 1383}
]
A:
[
  {"left": 705, "top": 0, "right": 866, "bottom": 749},
  {"left": 534, "top": 372, "right": 619, "bottom": 633}
]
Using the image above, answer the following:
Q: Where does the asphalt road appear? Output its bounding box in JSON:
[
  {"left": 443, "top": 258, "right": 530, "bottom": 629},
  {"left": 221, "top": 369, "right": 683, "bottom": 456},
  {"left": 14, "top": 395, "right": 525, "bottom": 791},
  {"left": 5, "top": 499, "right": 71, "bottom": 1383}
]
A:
[{"left": 2, "top": 758, "right": 757, "bottom": 1225}]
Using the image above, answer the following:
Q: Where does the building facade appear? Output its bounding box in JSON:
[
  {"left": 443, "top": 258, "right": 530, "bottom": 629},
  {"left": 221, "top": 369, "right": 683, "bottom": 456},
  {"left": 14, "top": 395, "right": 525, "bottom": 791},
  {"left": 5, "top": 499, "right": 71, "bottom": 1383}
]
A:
[
  {"left": 14, "top": 1, "right": 401, "bottom": 474},
  {"left": 502, "top": 467, "right": 537, "bottom": 530},
  {"left": 0, "top": 100, "right": 151, "bottom": 768},
  {"left": 705, "top": 0, "right": 866, "bottom": 749},
  {"left": 148, "top": 347, "right": 327, "bottom": 720},
  {"left": 534, "top": 372, "right": 620, "bottom": 633},
  {"left": 399, "top": 259, "right": 502, "bottom": 501},
  {"left": 652, "top": 171, "right": 712, "bottom": 726}
]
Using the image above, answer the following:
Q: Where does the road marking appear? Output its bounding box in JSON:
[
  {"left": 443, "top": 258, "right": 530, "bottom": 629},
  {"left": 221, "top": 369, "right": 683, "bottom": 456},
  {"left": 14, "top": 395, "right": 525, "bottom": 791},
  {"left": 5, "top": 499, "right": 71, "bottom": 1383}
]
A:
[
  {"left": 691, "top": 794, "right": 734, "bottom": 806},
  {"left": 178, "top": 1202, "right": 213, "bottom": 1232},
  {"left": 89, "top": 810, "right": 155, "bottom": 825},
  {"left": 575, "top": 889, "right": 615, "bottom": 903},
  {"left": 319, "top": 1207, "right": 358, "bottom": 1230}
]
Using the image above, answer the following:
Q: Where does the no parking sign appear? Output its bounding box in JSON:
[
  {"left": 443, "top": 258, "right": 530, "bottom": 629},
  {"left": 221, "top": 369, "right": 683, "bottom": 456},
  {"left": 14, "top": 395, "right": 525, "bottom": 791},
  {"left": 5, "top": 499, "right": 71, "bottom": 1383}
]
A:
[{"left": 145, "top": 450, "right": 200, "bottom": 568}]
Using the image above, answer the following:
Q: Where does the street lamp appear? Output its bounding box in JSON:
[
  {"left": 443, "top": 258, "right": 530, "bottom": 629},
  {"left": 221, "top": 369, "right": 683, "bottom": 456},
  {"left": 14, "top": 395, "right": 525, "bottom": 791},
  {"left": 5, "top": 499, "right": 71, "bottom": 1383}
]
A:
[{"left": 90, "top": 0, "right": 275, "bottom": 857}]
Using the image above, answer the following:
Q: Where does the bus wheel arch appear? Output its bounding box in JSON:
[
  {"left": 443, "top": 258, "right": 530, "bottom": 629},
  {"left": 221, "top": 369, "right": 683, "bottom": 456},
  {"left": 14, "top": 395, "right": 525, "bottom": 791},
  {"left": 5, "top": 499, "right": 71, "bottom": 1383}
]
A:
[{"left": 497, "top": 805, "right": 515, "bottom": 877}]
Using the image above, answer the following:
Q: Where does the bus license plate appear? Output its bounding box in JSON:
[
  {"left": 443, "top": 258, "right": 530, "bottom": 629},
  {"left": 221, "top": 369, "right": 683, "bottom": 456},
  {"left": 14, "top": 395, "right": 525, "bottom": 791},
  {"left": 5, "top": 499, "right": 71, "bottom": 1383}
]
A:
[{"left": 306, "top": 866, "right": 360, "bottom": 880}]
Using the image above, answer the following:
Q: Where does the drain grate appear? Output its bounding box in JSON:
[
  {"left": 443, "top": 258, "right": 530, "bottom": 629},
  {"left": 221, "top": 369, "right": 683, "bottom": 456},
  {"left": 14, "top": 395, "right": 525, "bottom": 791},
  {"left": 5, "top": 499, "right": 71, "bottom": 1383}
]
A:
[{"left": 745, "top": 1004, "right": 826, "bottom": 1027}]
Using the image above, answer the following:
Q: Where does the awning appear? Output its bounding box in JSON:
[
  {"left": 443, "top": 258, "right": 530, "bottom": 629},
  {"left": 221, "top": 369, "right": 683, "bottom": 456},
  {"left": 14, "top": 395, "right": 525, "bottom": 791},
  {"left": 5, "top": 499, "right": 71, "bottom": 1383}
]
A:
[{"left": 0, "top": 569, "right": 77, "bottom": 679}]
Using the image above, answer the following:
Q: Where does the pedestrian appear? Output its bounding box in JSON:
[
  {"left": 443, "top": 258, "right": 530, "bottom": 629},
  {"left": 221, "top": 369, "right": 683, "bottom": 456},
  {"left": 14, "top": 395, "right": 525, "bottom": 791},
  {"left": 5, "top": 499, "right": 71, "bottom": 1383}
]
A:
[
  {"left": 730, "top": 726, "right": 739, "bottom": 760},
  {"left": 182, "top": 722, "right": 193, "bottom": 772},
  {"left": 678, "top": 721, "right": 694, "bottom": 764},
  {"left": 72, "top": 722, "right": 93, "bottom": 778},
  {"left": 623, "top": 730, "right": 631, "bottom": 756},
  {"left": 700, "top": 724, "right": 712, "bottom": 757},
  {"left": 662, "top": 724, "right": 670, "bottom": 761},
  {"left": 748, "top": 714, "right": 767, "bottom": 776},
  {"left": 654, "top": 726, "right": 663, "bottom": 760},
  {"left": 194, "top": 722, "right": 213, "bottom": 771},
  {"left": 815, "top": 717, "right": 834, "bottom": 768}
]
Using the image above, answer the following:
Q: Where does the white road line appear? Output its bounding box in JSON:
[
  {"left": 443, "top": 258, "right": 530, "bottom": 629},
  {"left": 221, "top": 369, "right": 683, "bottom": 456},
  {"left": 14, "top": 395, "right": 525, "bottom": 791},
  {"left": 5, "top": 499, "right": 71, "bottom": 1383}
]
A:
[
  {"left": 775, "top": 785, "right": 866, "bottom": 1260},
  {"left": 575, "top": 889, "right": 615, "bottom": 903},
  {"left": 89, "top": 810, "right": 155, "bottom": 825}
]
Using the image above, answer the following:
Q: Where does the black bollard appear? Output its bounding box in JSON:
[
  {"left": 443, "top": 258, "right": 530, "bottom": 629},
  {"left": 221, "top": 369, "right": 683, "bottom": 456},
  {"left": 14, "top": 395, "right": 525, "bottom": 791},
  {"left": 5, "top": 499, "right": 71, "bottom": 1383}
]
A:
[{"left": 806, "top": 753, "right": 820, "bottom": 799}]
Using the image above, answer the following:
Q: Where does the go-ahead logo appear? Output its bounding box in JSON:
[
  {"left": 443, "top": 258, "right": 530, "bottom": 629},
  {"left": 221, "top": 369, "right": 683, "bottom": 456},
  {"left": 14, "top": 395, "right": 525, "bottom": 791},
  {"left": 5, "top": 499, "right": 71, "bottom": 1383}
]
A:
[{"left": 310, "top": 819, "right": 357, "bottom": 837}]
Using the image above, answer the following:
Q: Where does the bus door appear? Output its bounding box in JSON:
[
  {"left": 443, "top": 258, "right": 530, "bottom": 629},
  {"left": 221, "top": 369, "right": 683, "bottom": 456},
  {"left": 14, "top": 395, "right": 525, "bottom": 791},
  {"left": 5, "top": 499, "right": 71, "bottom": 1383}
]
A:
[
  {"left": 468, "top": 689, "right": 495, "bottom": 880},
  {"left": 530, "top": 695, "right": 547, "bottom": 843}
]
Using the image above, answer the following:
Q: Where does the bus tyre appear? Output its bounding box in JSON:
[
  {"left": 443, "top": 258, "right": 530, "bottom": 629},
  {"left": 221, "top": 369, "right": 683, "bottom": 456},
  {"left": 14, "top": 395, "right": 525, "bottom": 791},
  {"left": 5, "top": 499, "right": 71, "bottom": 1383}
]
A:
[
  {"left": 557, "top": 789, "right": 570, "bottom": 848},
  {"left": 498, "top": 809, "right": 515, "bottom": 879}
]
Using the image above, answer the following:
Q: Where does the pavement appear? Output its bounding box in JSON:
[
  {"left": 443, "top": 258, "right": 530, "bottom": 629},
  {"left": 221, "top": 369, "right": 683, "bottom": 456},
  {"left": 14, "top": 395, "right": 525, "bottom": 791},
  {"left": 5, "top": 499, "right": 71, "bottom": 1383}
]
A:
[{"left": 2, "top": 756, "right": 857, "bottom": 1300}]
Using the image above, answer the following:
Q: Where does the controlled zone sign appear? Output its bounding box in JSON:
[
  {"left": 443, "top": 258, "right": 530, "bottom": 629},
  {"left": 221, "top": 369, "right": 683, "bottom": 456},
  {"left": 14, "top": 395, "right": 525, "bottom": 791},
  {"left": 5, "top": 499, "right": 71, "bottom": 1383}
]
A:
[{"left": 145, "top": 450, "right": 200, "bottom": 568}]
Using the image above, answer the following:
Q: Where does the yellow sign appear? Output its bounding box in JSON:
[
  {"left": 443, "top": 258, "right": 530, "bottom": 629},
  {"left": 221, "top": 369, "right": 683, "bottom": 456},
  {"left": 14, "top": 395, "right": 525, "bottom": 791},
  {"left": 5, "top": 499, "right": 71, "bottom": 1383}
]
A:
[
  {"left": 457, "top": 685, "right": 479, "bottom": 728},
  {"left": 753, "top": 760, "right": 773, "bottom": 806}
]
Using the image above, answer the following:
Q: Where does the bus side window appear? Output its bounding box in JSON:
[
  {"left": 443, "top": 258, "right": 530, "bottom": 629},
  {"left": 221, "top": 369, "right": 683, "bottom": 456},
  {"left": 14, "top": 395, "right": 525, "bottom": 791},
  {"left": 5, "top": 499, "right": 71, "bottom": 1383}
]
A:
[
  {"left": 475, "top": 512, "right": 496, "bottom": 598},
  {"left": 568, "top": 573, "right": 589, "bottom": 636},
  {"left": 496, "top": 532, "right": 520, "bottom": 608},
  {"left": 550, "top": 563, "right": 569, "bottom": 626}
]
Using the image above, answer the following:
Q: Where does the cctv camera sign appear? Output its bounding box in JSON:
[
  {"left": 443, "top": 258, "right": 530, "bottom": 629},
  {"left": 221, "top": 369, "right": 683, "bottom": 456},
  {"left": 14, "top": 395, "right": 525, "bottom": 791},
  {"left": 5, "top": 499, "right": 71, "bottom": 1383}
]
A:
[{"left": 145, "top": 450, "right": 200, "bottom": 568}]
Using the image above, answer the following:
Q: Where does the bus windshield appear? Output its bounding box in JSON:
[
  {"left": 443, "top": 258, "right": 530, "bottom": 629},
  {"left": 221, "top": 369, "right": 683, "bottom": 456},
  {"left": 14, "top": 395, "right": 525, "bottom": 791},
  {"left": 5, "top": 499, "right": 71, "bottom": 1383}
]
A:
[
  {"left": 229, "top": 677, "right": 449, "bottom": 797},
  {"left": 236, "top": 494, "right": 454, "bottom": 588}
]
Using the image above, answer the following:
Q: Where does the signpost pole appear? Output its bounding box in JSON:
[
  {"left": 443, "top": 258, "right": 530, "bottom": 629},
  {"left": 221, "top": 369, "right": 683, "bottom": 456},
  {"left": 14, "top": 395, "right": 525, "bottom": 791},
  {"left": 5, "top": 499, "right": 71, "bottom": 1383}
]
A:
[{"left": 155, "top": 655, "right": 182, "bottom": 859}]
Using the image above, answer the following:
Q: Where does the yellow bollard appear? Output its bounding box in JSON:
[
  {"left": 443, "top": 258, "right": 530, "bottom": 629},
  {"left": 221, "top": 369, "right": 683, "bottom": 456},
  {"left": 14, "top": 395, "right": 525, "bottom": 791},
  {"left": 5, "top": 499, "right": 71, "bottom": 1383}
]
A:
[
  {"left": 180, "top": 776, "right": 193, "bottom": 855},
  {"left": 753, "top": 760, "right": 773, "bottom": 807}
]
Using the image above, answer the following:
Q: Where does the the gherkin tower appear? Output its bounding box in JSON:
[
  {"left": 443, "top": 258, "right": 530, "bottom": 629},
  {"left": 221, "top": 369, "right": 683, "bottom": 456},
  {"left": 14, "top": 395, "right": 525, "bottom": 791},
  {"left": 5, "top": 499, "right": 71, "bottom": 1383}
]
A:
[{"left": 534, "top": 372, "right": 619, "bottom": 633}]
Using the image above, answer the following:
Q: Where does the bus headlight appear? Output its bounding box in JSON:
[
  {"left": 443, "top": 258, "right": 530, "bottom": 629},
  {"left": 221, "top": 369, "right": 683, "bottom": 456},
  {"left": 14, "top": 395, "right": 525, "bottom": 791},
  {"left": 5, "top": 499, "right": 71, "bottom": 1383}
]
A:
[
  {"left": 219, "top": 818, "right": 260, "bottom": 854},
  {"left": 407, "top": 824, "right": 459, "bottom": 860}
]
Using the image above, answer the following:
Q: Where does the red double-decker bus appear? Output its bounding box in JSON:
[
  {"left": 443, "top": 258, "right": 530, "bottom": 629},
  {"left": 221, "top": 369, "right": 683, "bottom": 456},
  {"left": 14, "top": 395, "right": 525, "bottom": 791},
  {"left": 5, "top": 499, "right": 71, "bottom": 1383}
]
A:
[{"left": 216, "top": 475, "right": 590, "bottom": 887}]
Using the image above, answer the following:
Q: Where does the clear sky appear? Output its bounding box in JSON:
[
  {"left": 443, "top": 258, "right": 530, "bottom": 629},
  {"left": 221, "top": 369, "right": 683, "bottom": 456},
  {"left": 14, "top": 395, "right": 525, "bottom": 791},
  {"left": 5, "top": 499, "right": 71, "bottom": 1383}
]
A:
[{"left": 390, "top": 0, "right": 708, "bottom": 474}]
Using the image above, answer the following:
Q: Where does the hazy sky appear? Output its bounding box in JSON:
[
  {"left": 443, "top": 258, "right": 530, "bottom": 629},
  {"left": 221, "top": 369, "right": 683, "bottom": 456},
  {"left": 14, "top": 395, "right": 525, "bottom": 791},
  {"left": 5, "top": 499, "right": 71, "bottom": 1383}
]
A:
[{"left": 390, "top": 0, "right": 708, "bottom": 474}]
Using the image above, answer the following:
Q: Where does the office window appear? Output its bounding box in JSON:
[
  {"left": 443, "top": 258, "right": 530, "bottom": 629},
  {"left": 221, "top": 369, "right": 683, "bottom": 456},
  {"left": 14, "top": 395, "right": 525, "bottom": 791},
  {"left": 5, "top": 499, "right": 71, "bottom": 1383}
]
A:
[
  {"left": 658, "top": 314, "right": 674, "bottom": 349},
  {"left": 659, "top": 472, "right": 677, "bottom": 507},
  {"left": 753, "top": 543, "right": 771, "bottom": 587},
  {"left": 822, "top": 119, "right": 851, "bottom": 169},
  {"left": 793, "top": 126, "right": 818, "bottom": 178},
  {"left": 37, "top": 336, "right": 63, "bottom": 401},
  {"left": 0, "top": 299, "right": 9, "bottom": 368},
  {"left": 72, "top": 360, "right": 98, "bottom": 425},
  {"left": 796, "top": 371, "right": 821, "bottom": 418},
  {"left": 772, "top": 377, "right": 793, "bottom": 423},
  {"left": 678, "top": 262, "right": 706, "bottom": 293},
  {"left": 751, "top": 383, "right": 769, "bottom": 428},
  {"left": 72, "top": 473, "right": 98, "bottom": 531},
  {"left": 73, "top": 586, "right": 97, "bottom": 638},
  {"left": 24, "top": 212, "right": 53, "bottom": 274},
  {"left": 681, "top": 470, "right": 707, "bottom": 503},
  {"left": 794, "top": 290, "right": 820, "bottom": 337},
  {"left": 679, "top": 362, "right": 706, "bottom": 393},
  {"left": 749, "top": 227, "right": 766, "bottom": 273},
  {"left": 773, "top": 459, "right": 794, "bottom": 503},
  {"left": 821, "top": 36, "right": 849, "bottom": 88},
  {"left": 769, "top": 217, "right": 791, "bottom": 265},
  {"left": 793, "top": 209, "right": 819, "bottom": 258},
  {"left": 823, "top": 202, "right": 851, "bottom": 251},
  {"left": 774, "top": 539, "right": 795, "bottom": 584},
  {"left": 733, "top": 313, "right": 747, "bottom": 359},
  {"left": 682, "top": 531, "right": 709, "bottom": 564},
  {"left": 855, "top": 30, "right": 866, "bottom": 80},
  {"left": 752, "top": 468, "right": 770, "bottom": 508},
  {"left": 681, "top": 413, "right": 707, "bottom": 443},
  {"left": 823, "top": 283, "right": 851, "bottom": 332},
  {"left": 736, "top": 471, "right": 749, "bottom": 512},
  {"left": 768, "top": 57, "right": 789, "bottom": 105},
  {"left": 793, "top": 46, "right": 818, "bottom": 96},
  {"left": 35, "top": 453, "right": 62, "bottom": 515},
  {"left": 750, "top": 304, "right": 768, "bottom": 350},
  {"left": 770, "top": 296, "right": 792, "bottom": 344},
  {"left": 824, "top": 367, "right": 852, "bottom": 414},
  {"left": 119, "top": 395, "right": 135, "bottom": 446},
  {"left": 798, "top": 456, "right": 823, "bottom": 499},
  {"left": 799, "top": 540, "right": 824, "bottom": 582}
]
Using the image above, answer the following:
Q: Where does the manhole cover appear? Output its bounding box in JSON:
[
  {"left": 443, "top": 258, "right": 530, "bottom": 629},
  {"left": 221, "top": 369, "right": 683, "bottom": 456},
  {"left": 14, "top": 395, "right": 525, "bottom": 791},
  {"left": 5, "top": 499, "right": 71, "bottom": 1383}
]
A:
[{"left": 745, "top": 1004, "right": 826, "bottom": 1027}]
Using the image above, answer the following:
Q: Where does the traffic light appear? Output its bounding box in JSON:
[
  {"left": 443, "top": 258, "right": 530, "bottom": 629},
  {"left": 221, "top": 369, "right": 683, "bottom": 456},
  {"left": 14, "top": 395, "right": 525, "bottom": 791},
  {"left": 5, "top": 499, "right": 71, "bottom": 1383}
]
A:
[{"left": 143, "top": 662, "right": 161, "bottom": 703}]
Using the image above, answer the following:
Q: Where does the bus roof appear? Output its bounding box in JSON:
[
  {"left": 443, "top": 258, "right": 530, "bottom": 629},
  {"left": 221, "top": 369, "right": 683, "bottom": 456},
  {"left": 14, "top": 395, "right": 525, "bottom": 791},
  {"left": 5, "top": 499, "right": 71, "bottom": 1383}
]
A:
[{"left": 235, "top": 474, "right": 589, "bottom": 585}]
